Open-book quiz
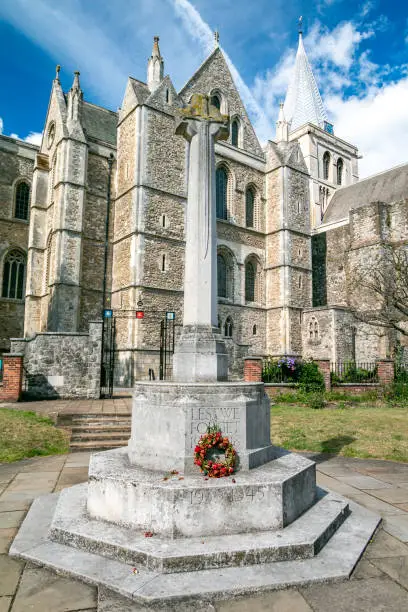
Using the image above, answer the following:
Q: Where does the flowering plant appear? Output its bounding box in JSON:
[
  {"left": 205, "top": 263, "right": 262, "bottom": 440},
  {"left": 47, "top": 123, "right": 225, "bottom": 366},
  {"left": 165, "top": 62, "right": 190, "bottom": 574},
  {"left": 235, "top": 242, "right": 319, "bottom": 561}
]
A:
[{"left": 194, "top": 426, "right": 236, "bottom": 478}]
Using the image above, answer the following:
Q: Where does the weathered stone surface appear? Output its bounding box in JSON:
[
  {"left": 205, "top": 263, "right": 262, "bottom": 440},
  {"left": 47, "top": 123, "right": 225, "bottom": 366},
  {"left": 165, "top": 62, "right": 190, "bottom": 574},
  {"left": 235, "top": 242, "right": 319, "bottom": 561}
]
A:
[
  {"left": 0, "top": 554, "right": 24, "bottom": 596},
  {"left": 10, "top": 492, "right": 380, "bottom": 607},
  {"left": 11, "top": 564, "right": 97, "bottom": 612},
  {"left": 127, "top": 382, "right": 272, "bottom": 473},
  {"left": 51, "top": 482, "right": 347, "bottom": 571},
  {"left": 87, "top": 448, "right": 316, "bottom": 538}
]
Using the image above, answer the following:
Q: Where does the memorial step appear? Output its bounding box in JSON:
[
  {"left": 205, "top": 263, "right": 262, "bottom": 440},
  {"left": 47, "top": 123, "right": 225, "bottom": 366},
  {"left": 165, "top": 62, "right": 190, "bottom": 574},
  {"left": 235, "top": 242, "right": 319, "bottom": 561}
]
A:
[
  {"left": 50, "top": 482, "right": 351, "bottom": 573},
  {"left": 71, "top": 431, "right": 131, "bottom": 442},
  {"left": 69, "top": 440, "right": 127, "bottom": 452}
]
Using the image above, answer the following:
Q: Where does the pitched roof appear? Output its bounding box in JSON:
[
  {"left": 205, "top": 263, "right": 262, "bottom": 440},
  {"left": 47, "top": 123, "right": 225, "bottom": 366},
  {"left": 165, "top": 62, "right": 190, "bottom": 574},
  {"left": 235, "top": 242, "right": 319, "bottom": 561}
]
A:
[
  {"left": 82, "top": 102, "right": 118, "bottom": 146},
  {"left": 130, "top": 77, "right": 150, "bottom": 105},
  {"left": 323, "top": 162, "right": 408, "bottom": 224},
  {"left": 284, "top": 34, "right": 327, "bottom": 131}
]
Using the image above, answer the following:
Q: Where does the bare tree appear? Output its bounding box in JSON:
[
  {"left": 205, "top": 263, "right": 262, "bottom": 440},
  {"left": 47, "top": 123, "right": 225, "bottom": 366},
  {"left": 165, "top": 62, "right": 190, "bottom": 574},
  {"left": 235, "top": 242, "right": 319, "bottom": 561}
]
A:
[{"left": 348, "top": 246, "right": 408, "bottom": 337}]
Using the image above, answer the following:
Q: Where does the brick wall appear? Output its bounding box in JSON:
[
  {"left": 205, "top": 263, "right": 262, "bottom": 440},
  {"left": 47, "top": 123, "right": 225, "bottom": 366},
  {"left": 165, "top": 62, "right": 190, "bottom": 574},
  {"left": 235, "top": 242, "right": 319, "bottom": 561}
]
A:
[
  {"left": 0, "top": 353, "right": 23, "bottom": 402},
  {"left": 244, "top": 357, "right": 263, "bottom": 382}
]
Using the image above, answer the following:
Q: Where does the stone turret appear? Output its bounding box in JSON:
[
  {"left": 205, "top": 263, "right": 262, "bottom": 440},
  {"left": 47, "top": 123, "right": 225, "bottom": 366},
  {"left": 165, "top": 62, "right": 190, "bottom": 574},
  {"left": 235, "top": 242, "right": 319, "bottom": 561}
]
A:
[
  {"left": 147, "top": 36, "right": 164, "bottom": 92},
  {"left": 276, "top": 102, "right": 289, "bottom": 143}
]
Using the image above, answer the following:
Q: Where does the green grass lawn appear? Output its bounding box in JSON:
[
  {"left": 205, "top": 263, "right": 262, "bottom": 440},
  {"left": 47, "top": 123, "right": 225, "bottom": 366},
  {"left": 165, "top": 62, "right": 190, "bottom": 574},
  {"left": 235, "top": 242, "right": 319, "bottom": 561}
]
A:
[
  {"left": 0, "top": 408, "right": 69, "bottom": 463},
  {"left": 271, "top": 400, "right": 408, "bottom": 462}
]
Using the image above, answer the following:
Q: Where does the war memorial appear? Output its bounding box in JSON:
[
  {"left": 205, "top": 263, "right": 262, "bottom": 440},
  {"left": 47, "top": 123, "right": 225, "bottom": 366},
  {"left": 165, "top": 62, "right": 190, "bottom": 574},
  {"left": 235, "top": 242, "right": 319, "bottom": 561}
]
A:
[{"left": 9, "top": 96, "right": 380, "bottom": 611}]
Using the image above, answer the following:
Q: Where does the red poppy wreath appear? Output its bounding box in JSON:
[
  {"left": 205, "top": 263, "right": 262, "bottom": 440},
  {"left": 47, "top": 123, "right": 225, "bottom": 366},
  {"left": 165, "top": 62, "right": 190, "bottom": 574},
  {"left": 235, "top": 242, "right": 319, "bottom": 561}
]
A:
[{"left": 194, "top": 427, "right": 236, "bottom": 478}]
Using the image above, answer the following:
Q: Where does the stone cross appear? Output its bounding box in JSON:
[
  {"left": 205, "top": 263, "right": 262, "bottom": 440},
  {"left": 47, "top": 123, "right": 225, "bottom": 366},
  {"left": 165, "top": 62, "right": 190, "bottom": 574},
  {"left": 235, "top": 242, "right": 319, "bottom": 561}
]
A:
[{"left": 172, "top": 94, "right": 230, "bottom": 382}]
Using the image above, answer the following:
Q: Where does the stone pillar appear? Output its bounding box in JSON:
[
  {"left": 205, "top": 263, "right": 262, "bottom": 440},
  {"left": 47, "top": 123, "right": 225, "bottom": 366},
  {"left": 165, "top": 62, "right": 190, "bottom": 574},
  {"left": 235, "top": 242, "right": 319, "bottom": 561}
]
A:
[
  {"left": 244, "top": 357, "right": 263, "bottom": 382},
  {"left": 315, "top": 359, "right": 331, "bottom": 391},
  {"left": 377, "top": 359, "right": 394, "bottom": 386},
  {"left": 0, "top": 354, "right": 24, "bottom": 402},
  {"left": 172, "top": 94, "right": 230, "bottom": 383}
]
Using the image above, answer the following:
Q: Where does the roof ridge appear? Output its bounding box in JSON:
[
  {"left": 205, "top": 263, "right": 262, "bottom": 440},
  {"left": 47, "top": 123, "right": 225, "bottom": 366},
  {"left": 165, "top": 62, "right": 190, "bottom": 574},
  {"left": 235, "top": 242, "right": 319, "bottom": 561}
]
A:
[{"left": 83, "top": 100, "right": 118, "bottom": 116}]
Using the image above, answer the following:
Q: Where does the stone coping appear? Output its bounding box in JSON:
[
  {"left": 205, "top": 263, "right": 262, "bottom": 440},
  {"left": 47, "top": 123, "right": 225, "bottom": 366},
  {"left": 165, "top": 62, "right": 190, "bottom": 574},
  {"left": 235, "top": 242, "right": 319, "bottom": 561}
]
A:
[{"left": 88, "top": 448, "right": 315, "bottom": 488}]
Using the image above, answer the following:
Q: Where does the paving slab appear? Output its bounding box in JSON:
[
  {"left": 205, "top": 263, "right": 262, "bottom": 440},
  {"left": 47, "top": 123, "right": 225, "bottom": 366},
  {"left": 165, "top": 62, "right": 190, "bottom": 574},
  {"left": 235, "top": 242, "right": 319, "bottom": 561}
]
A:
[
  {"left": 216, "top": 589, "right": 313, "bottom": 611},
  {"left": 371, "top": 555, "right": 408, "bottom": 590},
  {"left": 396, "top": 503, "right": 408, "bottom": 511},
  {"left": 0, "top": 597, "right": 12, "bottom": 612},
  {"left": 300, "top": 576, "right": 408, "bottom": 611},
  {"left": 0, "top": 528, "right": 17, "bottom": 554},
  {"left": 382, "top": 515, "right": 408, "bottom": 542},
  {"left": 18, "top": 456, "right": 67, "bottom": 472},
  {"left": 0, "top": 511, "right": 26, "bottom": 530},
  {"left": 364, "top": 529, "right": 408, "bottom": 559},
  {"left": 11, "top": 564, "right": 97, "bottom": 612},
  {"left": 0, "top": 554, "right": 24, "bottom": 596},
  {"left": 367, "top": 487, "right": 408, "bottom": 504},
  {"left": 316, "top": 473, "right": 360, "bottom": 496},
  {"left": 350, "top": 558, "right": 384, "bottom": 580},
  {"left": 0, "top": 493, "right": 38, "bottom": 510},
  {"left": 339, "top": 490, "right": 404, "bottom": 516},
  {"left": 337, "top": 475, "right": 392, "bottom": 490}
]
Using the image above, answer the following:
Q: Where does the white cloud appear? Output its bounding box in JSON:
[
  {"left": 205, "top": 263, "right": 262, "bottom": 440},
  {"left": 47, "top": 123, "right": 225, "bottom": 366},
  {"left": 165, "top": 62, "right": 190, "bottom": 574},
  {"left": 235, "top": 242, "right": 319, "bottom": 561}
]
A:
[
  {"left": 24, "top": 132, "right": 43, "bottom": 146},
  {"left": 0, "top": 117, "right": 3, "bottom": 134},
  {"left": 327, "top": 78, "right": 408, "bottom": 177}
]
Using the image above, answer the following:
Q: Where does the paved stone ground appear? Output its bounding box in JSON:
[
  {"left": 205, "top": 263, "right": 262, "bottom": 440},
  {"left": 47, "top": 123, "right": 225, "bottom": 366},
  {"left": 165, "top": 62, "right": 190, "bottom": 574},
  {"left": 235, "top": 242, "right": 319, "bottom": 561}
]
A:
[
  {"left": 0, "top": 396, "right": 132, "bottom": 423},
  {"left": 0, "top": 399, "right": 408, "bottom": 610}
]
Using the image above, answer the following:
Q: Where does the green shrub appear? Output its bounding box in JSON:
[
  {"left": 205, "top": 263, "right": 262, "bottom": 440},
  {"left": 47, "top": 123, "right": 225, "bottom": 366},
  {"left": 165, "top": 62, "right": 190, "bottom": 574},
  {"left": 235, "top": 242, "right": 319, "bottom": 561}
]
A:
[
  {"left": 306, "top": 392, "right": 326, "bottom": 409},
  {"left": 384, "top": 382, "right": 408, "bottom": 404},
  {"left": 298, "top": 361, "right": 325, "bottom": 393}
]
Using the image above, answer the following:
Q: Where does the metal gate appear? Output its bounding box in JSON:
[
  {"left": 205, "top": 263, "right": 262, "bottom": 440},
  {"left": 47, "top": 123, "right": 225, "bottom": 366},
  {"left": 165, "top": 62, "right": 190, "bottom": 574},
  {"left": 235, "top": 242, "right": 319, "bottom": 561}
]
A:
[
  {"left": 100, "top": 317, "right": 116, "bottom": 397},
  {"left": 159, "top": 316, "right": 177, "bottom": 380}
]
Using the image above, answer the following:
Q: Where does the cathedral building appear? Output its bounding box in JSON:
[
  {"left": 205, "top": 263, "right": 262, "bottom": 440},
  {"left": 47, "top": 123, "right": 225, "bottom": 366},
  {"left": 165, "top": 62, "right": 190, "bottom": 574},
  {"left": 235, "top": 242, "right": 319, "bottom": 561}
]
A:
[{"left": 0, "top": 31, "right": 407, "bottom": 391}]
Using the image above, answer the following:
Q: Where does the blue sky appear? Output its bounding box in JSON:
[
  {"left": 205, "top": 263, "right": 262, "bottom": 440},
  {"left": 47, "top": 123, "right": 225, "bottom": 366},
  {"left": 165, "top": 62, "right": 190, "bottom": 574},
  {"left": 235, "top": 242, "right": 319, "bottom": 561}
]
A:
[{"left": 0, "top": 0, "right": 407, "bottom": 176}]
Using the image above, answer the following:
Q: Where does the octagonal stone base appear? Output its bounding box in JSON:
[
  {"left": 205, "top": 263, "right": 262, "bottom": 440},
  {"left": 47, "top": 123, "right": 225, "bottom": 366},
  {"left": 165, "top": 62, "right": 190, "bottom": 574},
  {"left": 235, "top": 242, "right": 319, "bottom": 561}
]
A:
[{"left": 87, "top": 448, "right": 316, "bottom": 538}]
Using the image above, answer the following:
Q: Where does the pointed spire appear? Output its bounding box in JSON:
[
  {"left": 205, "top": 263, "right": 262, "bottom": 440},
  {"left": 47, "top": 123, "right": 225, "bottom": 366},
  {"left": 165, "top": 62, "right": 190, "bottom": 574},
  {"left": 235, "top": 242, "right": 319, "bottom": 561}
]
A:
[
  {"left": 284, "top": 21, "right": 328, "bottom": 132},
  {"left": 214, "top": 30, "right": 220, "bottom": 48},
  {"left": 67, "top": 70, "right": 83, "bottom": 131},
  {"left": 276, "top": 102, "right": 289, "bottom": 142},
  {"left": 147, "top": 35, "right": 164, "bottom": 92},
  {"left": 71, "top": 70, "right": 81, "bottom": 93},
  {"left": 55, "top": 64, "right": 61, "bottom": 83}
]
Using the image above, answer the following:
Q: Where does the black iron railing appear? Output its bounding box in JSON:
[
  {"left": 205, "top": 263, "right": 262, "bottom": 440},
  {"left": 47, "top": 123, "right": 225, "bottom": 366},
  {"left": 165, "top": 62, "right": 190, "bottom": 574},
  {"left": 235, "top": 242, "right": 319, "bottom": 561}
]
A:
[{"left": 331, "top": 361, "right": 378, "bottom": 384}]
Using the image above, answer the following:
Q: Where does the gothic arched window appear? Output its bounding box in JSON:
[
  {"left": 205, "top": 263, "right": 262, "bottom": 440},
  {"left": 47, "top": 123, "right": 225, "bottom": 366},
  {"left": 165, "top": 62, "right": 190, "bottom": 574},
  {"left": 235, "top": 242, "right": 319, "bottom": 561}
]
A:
[
  {"left": 245, "top": 187, "right": 255, "bottom": 228},
  {"left": 217, "top": 254, "right": 227, "bottom": 298},
  {"left": 211, "top": 94, "right": 221, "bottom": 110},
  {"left": 253, "top": 324, "right": 257, "bottom": 335},
  {"left": 323, "top": 151, "right": 330, "bottom": 181},
  {"left": 2, "top": 250, "right": 26, "bottom": 299},
  {"left": 245, "top": 261, "right": 256, "bottom": 302},
  {"left": 224, "top": 316, "right": 233, "bottom": 338},
  {"left": 15, "top": 181, "right": 30, "bottom": 220},
  {"left": 337, "top": 158, "right": 343, "bottom": 185},
  {"left": 216, "top": 166, "right": 228, "bottom": 220},
  {"left": 231, "top": 119, "right": 239, "bottom": 147}
]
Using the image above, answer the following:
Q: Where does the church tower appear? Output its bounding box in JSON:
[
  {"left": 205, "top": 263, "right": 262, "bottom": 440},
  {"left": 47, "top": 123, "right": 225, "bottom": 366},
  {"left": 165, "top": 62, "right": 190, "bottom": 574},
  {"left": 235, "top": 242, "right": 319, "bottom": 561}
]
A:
[{"left": 283, "top": 21, "right": 359, "bottom": 228}]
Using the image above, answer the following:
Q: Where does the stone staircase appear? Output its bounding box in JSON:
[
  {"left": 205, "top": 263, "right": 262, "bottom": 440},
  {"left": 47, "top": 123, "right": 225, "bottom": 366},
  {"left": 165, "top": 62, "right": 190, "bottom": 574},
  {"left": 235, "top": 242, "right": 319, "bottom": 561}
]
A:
[{"left": 58, "top": 413, "right": 131, "bottom": 452}]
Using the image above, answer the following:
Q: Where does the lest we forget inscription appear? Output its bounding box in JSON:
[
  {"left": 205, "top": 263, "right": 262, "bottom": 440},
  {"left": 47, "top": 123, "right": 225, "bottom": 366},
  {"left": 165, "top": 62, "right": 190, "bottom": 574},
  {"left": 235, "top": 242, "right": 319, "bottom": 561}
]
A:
[{"left": 189, "top": 405, "right": 240, "bottom": 449}]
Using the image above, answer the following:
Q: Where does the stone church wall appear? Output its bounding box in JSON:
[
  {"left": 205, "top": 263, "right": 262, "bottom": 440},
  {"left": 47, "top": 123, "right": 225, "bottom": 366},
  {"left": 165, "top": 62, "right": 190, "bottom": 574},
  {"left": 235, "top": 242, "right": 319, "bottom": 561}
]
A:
[
  {"left": 10, "top": 321, "right": 102, "bottom": 399},
  {"left": 0, "top": 138, "right": 36, "bottom": 352}
]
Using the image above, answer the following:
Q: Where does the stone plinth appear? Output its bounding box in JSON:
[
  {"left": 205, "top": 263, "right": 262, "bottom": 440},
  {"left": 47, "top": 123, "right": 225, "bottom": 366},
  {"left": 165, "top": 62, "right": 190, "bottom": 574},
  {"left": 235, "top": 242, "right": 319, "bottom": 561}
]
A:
[
  {"left": 127, "top": 381, "right": 272, "bottom": 473},
  {"left": 87, "top": 448, "right": 316, "bottom": 538},
  {"left": 172, "top": 325, "right": 228, "bottom": 383}
]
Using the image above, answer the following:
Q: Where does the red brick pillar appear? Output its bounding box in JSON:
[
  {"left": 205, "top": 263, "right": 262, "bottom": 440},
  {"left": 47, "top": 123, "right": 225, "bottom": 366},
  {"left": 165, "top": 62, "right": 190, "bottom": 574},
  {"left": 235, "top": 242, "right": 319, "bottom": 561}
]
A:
[
  {"left": 0, "top": 354, "right": 24, "bottom": 402},
  {"left": 244, "top": 357, "right": 263, "bottom": 382},
  {"left": 315, "top": 359, "right": 331, "bottom": 391},
  {"left": 377, "top": 360, "right": 394, "bottom": 386}
]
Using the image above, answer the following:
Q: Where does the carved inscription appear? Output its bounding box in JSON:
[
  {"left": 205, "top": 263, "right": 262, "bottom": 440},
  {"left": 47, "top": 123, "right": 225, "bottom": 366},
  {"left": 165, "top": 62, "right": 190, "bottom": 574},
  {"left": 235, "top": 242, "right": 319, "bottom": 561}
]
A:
[
  {"left": 190, "top": 406, "right": 240, "bottom": 448},
  {"left": 187, "top": 487, "right": 265, "bottom": 505}
]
